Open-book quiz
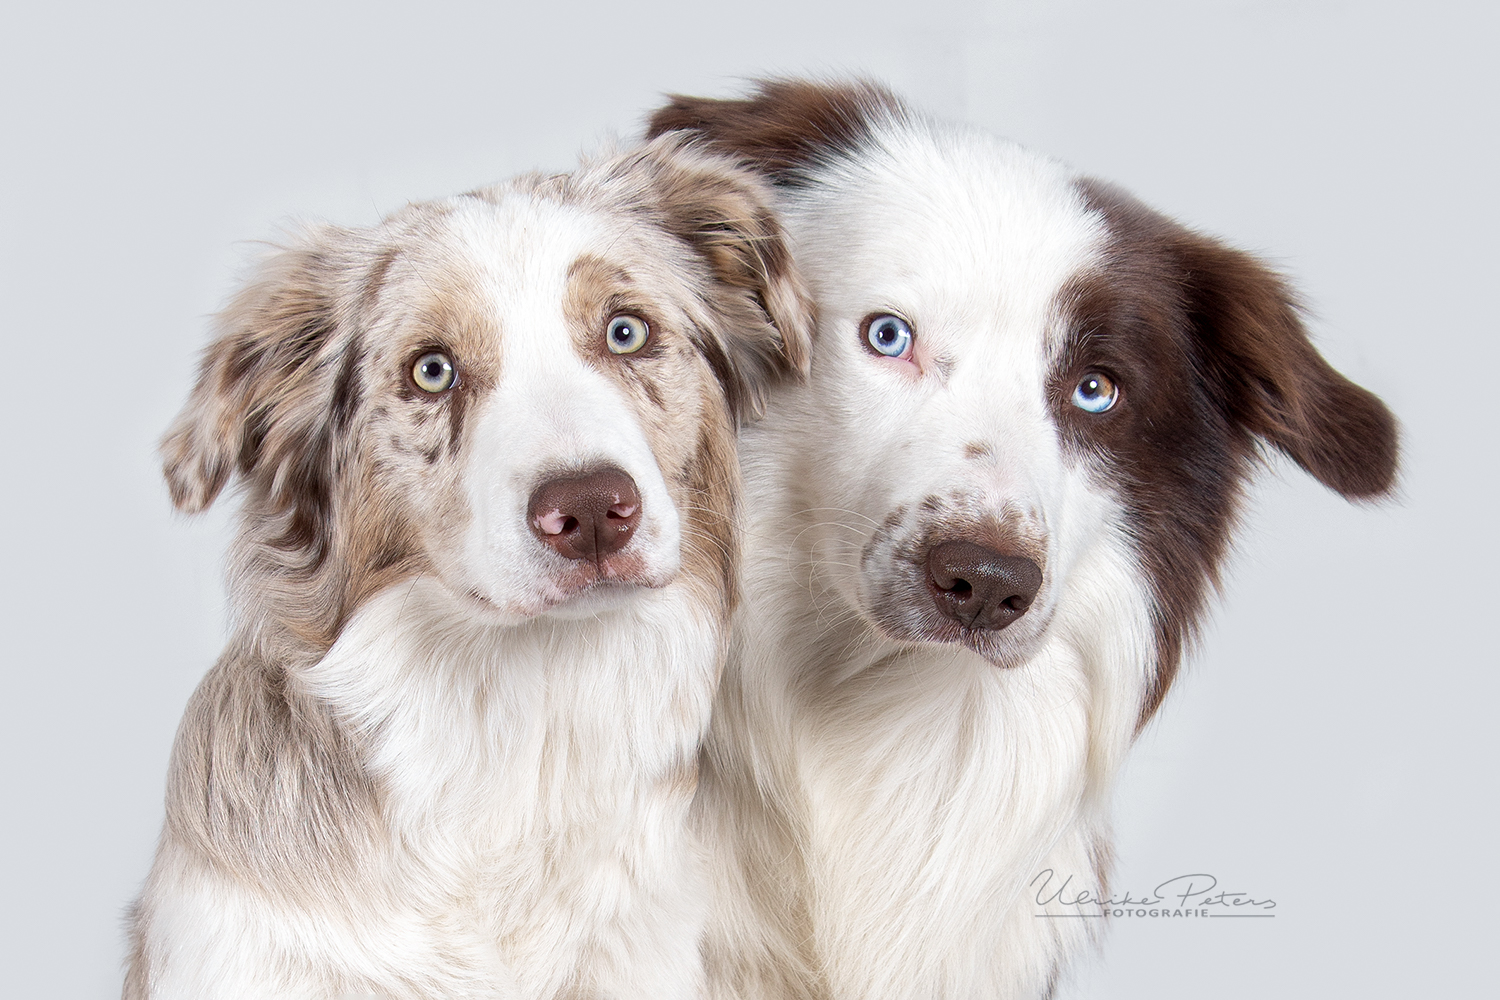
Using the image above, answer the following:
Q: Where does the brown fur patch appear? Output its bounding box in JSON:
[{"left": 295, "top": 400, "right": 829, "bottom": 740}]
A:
[
  {"left": 676, "top": 405, "right": 741, "bottom": 617},
  {"left": 1056, "top": 179, "right": 1398, "bottom": 726},
  {"left": 163, "top": 652, "right": 382, "bottom": 896},
  {"left": 648, "top": 78, "right": 904, "bottom": 186},
  {"left": 121, "top": 923, "right": 149, "bottom": 1000},
  {"left": 397, "top": 267, "right": 503, "bottom": 458},
  {"left": 564, "top": 253, "right": 661, "bottom": 364},
  {"left": 161, "top": 234, "right": 462, "bottom": 655},
  {"left": 635, "top": 137, "right": 816, "bottom": 419}
]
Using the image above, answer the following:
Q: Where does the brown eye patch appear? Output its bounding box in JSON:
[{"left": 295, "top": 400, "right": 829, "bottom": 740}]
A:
[
  {"left": 1058, "top": 176, "right": 1396, "bottom": 727},
  {"left": 563, "top": 253, "right": 678, "bottom": 365}
]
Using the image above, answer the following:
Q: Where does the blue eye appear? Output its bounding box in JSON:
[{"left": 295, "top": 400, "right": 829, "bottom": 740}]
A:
[
  {"left": 864, "top": 313, "right": 913, "bottom": 359},
  {"left": 1071, "top": 372, "right": 1119, "bottom": 413},
  {"left": 607, "top": 315, "right": 650, "bottom": 355}
]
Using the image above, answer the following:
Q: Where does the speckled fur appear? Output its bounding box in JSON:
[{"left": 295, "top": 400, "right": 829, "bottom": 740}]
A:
[{"left": 126, "top": 136, "right": 812, "bottom": 1000}]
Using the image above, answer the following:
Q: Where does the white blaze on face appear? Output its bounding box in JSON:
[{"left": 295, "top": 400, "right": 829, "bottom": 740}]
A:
[
  {"left": 435, "top": 200, "right": 682, "bottom": 620},
  {"left": 773, "top": 125, "right": 1119, "bottom": 656}
]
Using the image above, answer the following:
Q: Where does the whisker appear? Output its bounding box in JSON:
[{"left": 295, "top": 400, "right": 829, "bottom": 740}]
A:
[{"left": 792, "top": 506, "right": 882, "bottom": 529}]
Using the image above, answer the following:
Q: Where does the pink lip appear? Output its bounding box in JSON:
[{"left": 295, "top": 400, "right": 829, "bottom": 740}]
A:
[{"left": 465, "top": 559, "right": 673, "bottom": 619}]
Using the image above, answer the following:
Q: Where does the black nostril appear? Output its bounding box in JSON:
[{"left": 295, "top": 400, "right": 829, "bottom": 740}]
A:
[
  {"left": 528, "top": 466, "right": 642, "bottom": 563},
  {"left": 925, "top": 540, "right": 1043, "bottom": 632}
]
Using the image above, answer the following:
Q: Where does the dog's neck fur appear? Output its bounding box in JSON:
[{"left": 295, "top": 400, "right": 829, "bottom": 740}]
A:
[
  {"left": 303, "top": 578, "right": 718, "bottom": 833},
  {"left": 157, "top": 576, "right": 719, "bottom": 999},
  {"left": 700, "top": 401, "right": 1155, "bottom": 1000}
]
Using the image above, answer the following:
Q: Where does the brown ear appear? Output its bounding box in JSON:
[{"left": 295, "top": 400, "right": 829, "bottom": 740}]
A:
[
  {"left": 638, "top": 135, "right": 816, "bottom": 420},
  {"left": 161, "top": 229, "right": 355, "bottom": 515},
  {"left": 647, "top": 78, "right": 903, "bottom": 185},
  {"left": 1178, "top": 233, "right": 1398, "bottom": 499}
]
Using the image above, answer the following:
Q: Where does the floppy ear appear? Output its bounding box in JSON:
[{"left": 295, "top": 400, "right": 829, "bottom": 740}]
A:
[
  {"left": 647, "top": 78, "right": 903, "bottom": 185},
  {"left": 161, "top": 230, "right": 354, "bottom": 518},
  {"left": 638, "top": 135, "right": 816, "bottom": 420},
  {"left": 1177, "top": 232, "right": 1398, "bottom": 499}
]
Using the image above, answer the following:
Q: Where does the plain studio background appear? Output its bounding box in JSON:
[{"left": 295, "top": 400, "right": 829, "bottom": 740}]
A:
[{"left": 2, "top": 1, "right": 1493, "bottom": 996}]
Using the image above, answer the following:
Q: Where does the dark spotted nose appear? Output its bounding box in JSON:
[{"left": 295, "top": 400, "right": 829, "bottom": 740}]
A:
[
  {"left": 925, "top": 540, "right": 1043, "bottom": 631},
  {"left": 528, "top": 467, "right": 642, "bottom": 562}
]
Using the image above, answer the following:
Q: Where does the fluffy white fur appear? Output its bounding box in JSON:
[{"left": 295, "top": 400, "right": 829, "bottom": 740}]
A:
[{"left": 697, "top": 128, "right": 1138, "bottom": 1000}]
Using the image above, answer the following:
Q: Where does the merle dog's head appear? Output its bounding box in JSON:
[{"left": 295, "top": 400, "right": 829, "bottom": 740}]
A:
[{"left": 163, "top": 135, "right": 813, "bottom": 651}]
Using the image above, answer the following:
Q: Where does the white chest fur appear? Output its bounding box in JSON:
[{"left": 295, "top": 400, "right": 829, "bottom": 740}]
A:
[
  {"left": 307, "top": 579, "right": 719, "bottom": 996},
  {"left": 144, "top": 578, "right": 720, "bottom": 1000}
]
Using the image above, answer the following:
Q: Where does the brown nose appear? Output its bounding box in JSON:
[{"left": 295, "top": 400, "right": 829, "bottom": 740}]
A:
[
  {"left": 925, "top": 541, "right": 1043, "bottom": 631},
  {"left": 528, "top": 466, "right": 642, "bottom": 562}
]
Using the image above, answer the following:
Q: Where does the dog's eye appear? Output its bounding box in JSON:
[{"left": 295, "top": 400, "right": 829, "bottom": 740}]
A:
[
  {"left": 607, "top": 315, "right": 650, "bottom": 355},
  {"left": 1071, "top": 372, "right": 1119, "bottom": 413},
  {"left": 864, "top": 314, "right": 913, "bottom": 359},
  {"left": 412, "top": 352, "right": 457, "bottom": 394}
]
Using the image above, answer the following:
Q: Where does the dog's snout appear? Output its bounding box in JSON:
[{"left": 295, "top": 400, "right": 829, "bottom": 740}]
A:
[
  {"left": 925, "top": 541, "right": 1042, "bottom": 631},
  {"left": 529, "top": 467, "right": 642, "bottom": 562}
]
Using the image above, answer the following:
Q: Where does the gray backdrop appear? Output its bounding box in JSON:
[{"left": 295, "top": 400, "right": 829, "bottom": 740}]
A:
[{"left": 3, "top": 1, "right": 1493, "bottom": 996}]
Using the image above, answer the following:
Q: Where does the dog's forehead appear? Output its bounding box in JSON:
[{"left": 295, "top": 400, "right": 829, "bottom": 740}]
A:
[
  {"left": 368, "top": 190, "right": 688, "bottom": 361},
  {"left": 391, "top": 193, "right": 619, "bottom": 291},
  {"left": 790, "top": 126, "right": 1107, "bottom": 343}
]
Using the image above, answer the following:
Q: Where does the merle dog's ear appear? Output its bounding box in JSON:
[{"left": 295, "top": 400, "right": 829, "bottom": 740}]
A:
[
  {"left": 647, "top": 78, "right": 903, "bottom": 185},
  {"left": 1179, "top": 230, "right": 1398, "bottom": 500},
  {"left": 639, "top": 135, "right": 816, "bottom": 420},
  {"left": 161, "top": 230, "right": 356, "bottom": 515}
]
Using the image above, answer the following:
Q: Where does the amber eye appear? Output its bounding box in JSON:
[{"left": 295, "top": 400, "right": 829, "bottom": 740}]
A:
[
  {"left": 1071, "top": 372, "right": 1119, "bottom": 413},
  {"left": 607, "top": 315, "right": 650, "bottom": 355},
  {"left": 412, "top": 352, "right": 456, "bottom": 393}
]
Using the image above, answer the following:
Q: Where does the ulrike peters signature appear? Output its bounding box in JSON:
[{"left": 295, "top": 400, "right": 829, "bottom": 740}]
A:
[{"left": 1030, "top": 870, "right": 1277, "bottom": 918}]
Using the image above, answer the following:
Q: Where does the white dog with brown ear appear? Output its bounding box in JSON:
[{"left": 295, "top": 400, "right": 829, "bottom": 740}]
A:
[
  {"left": 650, "top": 81, "right": 1397, "bottom": 1000},
  {"left": 125, "top": 135, "right": 812, "bottom": 1000}
]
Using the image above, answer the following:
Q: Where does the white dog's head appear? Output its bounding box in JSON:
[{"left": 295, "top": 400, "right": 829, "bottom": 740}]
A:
[
  {"left": 651, "top": 81, "right": 1396, "bottom": 720},
  {"left": 162, "top": 136, "right": 813, "bottom": 650}
]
